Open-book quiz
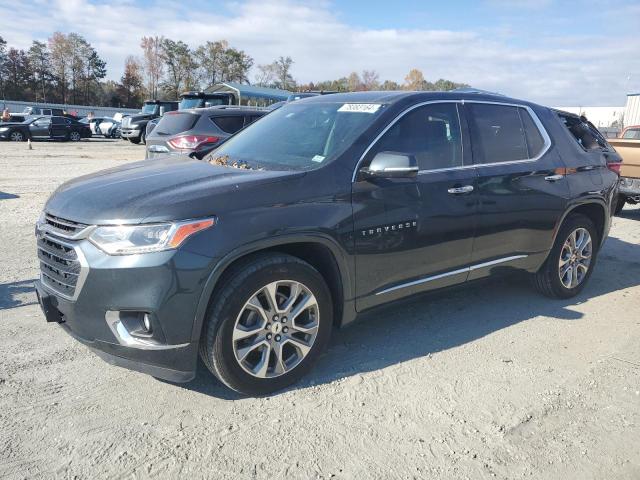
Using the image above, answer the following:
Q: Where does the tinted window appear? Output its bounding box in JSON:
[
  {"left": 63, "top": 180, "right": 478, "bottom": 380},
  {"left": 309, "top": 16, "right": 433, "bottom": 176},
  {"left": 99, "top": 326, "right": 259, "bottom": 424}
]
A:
[
  {"left": 212, "top": 116, "right": 245, "bottom": 134},
  {"left": 52, "top": 117, "right": 65, "bottom": 125},
  {"left": 245, "top": 115, "right": 263, "bottom": 126},
  {"left": 468, "top": 104, "right": 528, "bottom": 163},
  {"left": 368, "top": 103, "right": 463, "bottom": 171},
  {"left": 622, "top": 128, "right": 640, "bottom": 139},
  {"left": 155, "top": 112, "right": 199, "bottom": 135},
  {"left": 519, "top": 108, "right": 545, "bottom": 157}
]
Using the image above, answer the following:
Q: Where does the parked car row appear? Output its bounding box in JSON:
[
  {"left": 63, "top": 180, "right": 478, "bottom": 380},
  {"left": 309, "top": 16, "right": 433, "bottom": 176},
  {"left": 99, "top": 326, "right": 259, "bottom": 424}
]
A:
[{"left": 0, "top": 116, "right": 92, "bottom": 142}]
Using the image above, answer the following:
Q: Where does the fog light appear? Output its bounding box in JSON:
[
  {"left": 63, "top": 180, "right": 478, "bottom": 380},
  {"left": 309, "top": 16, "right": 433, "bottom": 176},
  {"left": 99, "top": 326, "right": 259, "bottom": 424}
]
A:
[{"left": 143, "top": 314, "right": 152, "bottom": 333}]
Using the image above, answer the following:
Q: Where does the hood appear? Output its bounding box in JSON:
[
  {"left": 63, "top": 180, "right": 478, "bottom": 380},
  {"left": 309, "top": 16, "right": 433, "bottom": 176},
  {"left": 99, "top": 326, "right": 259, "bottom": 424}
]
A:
[
  {"left": 45, "top": 157, "right": 304, "bottom": 224},
  {"left": 127, "top": 114, "right": 155, "bottom": 124}
]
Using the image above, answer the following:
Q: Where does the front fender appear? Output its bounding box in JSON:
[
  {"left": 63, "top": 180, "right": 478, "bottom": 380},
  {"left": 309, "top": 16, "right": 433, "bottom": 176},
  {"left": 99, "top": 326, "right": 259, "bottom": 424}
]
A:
[{"left": 189, "top": 233, "right": 356, "bottom": 342}]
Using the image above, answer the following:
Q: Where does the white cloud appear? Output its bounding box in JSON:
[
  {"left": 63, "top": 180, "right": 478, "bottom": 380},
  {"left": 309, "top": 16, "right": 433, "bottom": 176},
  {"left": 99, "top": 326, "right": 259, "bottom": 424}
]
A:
[{"left": 0, "top": 0, "right": 638, "bottom": 106}]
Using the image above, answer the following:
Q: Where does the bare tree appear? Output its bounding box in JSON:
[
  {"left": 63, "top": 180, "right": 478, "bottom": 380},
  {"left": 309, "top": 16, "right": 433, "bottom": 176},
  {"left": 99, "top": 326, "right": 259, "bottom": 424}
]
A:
[
  {"left": 120, "top": 56, "right": 144, "bottom": 107},
  {"left": 404, "top": 68, "right": 426, "bottom": 90},
  {"left": 140, "top": 36, "right": 164, "bottom": 99},
  {"left": 361, "top": 70, "right": 380, "bottom": 90}
]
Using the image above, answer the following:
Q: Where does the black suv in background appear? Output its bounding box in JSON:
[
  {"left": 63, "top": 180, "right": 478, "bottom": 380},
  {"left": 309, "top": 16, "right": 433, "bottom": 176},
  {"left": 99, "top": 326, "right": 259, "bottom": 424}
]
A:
[
  {"left": 120, "top": 100, "right": 179, "bottom": 144},
  {"left": 0, "top": 116, "right": 91, "bottom": 142},
  {"left": 145, "top": 106, "right": 267, "bottom": 159},
  {"left": 35, "top": 91, "right": 620, "bottom": 395}
]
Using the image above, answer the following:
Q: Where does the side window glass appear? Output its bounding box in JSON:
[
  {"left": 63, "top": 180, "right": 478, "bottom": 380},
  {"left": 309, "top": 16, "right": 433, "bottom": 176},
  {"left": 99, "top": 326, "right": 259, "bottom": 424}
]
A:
[
  {"left": 52, "top": 117, "right": 63, "bottom": 125},
  {"left": 622, "top": 129, "right": 640, "bottom": 139},
  {"left": 468, "top": 104, "right": 528, "bottom": 163},
  {"left": 368, "top": 103, "right": 463, "bottom": 171},
  {"left": 519, "top": 108, "right": 545, "bottom": 157},
  {"left": 212, "top": 116, "right": 245, "bottom": 134},
  {"left": 558, "top": 114, "right": 609, "bottom": 151}
]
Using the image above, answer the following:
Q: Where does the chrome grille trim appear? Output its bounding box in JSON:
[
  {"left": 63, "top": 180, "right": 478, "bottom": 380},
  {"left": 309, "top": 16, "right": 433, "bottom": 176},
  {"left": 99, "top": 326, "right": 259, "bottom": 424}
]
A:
[
  {"left": 37, "top": 234, "right": 89, "bottom": 301},
  {"left": 40, "top": 213, "right": 95, "bottom": 240}
]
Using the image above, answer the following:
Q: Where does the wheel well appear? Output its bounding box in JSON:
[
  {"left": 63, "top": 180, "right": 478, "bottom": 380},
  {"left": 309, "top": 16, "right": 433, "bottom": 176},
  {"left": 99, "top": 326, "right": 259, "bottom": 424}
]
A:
[
  {"left": 568, "top": 203, "right": 606, "bottom": 246},
  {"left": 214, "top": 243, "right": 345, "bottom": 328}
]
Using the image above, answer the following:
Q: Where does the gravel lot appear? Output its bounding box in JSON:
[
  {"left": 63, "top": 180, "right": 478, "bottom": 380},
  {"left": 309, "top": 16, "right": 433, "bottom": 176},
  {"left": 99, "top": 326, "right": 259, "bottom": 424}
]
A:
[{"left": 0, "top": 139, "right": 639, "bottom": 479}]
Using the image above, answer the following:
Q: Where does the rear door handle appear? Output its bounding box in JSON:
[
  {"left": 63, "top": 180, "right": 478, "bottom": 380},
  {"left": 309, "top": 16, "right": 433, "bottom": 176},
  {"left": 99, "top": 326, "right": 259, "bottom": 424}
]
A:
[
  {"left": 447, "top": 185, "right": 474, "bottom": 194},
  {"left": 544, "top": 174, "right": 564, "bottom": 182}
]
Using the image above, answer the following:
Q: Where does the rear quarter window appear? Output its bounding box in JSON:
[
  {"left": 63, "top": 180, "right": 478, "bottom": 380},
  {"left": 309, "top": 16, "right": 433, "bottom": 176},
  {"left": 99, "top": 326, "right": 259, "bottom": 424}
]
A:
[
  {"left": 212, "top": 115, "right": 245, "bottom": 134},
  {"left": 155, "top": 112, "right": 199, "bottom": 135},
  {"left": 557, "top": 113, "right": 611, "bottom": 151},
  {"left": 622, "top": 128, "right": 640, "bottom": 140}
]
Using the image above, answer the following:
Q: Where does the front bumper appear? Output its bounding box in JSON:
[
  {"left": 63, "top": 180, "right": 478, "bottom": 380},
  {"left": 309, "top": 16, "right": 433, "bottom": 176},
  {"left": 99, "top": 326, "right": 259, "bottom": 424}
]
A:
[
  {"left": 35, "top": 239, "right": 217, "bottom": 383},
  {"left": 121, "top": 127, "right": 141, "bottom": 139},
  {"left": 619, "top": 177, "right": 640, "bottom": 197}
]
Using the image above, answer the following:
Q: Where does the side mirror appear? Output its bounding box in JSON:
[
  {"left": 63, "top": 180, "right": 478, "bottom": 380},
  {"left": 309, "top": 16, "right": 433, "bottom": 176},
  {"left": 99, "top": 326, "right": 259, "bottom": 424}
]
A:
[{"left": 360, "top": 152, "right": 419, "bottom": 179}]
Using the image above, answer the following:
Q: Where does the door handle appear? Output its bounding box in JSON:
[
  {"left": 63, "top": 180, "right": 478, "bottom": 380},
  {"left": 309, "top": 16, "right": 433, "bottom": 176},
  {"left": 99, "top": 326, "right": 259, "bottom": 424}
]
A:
[
  {"left": 447, "top": 185, "right": 474, "bottom": 194},
  {"left": 544, "top": 174, "right": 564, "bottom": 182}
]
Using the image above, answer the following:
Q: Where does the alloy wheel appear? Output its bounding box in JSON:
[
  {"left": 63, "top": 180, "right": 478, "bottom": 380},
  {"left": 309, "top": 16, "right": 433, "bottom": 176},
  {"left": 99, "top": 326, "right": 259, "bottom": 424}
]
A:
[
  {"left": 70, "top": 131, "right": 81, "bottom": 141},
  {"left": 9, "top": 131, "right": 23, "bottom": 142},
  {"left": 232, "top": 280, "right": 319, "bottom": 378},
  {"left": 558, "top": 227, "right": 592, "bottom": 289}
]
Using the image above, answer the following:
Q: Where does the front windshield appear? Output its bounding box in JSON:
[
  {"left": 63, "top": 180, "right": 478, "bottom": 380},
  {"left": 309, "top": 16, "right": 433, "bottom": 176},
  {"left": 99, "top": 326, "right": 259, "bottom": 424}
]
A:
[
  {"left": 179, "top": 98, "right": 204, "bottom": 109},
  {"left": 210, "top": 102, "right": 385, "bottom": 170},
  {"left": 141, "top": 104, "right": 158, "bottom": 115}
]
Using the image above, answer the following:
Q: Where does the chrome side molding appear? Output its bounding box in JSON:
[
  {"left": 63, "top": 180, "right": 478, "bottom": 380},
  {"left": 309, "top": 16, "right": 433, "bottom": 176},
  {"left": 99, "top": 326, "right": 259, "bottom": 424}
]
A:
[{"left": 375, "top": 255, "right": 528, "bottom": 296}]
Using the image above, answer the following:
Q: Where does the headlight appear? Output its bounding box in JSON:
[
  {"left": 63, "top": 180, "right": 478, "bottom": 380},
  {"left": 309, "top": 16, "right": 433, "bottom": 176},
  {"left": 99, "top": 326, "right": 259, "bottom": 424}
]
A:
[
  {"left": 0, "top": 127, "right": 9, "bottom": 132},
  {"left": 89, "top": 218, "right": 215, "bottom": 255}
]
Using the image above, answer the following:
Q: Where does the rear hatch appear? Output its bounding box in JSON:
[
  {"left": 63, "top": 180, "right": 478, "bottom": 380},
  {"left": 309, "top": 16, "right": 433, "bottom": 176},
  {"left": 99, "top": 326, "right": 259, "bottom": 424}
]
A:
[{"left": 146, "top": 111, "right": 200, "bottom": 158}]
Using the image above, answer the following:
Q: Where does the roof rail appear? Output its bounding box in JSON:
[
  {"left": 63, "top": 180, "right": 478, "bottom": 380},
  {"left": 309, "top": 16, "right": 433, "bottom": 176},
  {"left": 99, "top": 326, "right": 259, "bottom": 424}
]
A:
[{"left": 452, "top": 87, "right": 506, "bottom": 96}]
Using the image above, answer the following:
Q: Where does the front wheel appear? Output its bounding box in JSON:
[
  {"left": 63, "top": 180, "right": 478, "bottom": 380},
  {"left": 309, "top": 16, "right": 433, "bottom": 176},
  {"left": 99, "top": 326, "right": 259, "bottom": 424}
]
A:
[
  {"left": 9, "top": 130, "right": 25, "bottom": 142},
  {"left": 129, "top": 137, "right": 141, "bottom": 144},
  {"left": 199, "top": 254, "right": 333, "bottom": 395},
  {"left": 533, "top": 213, "right": 598, "bottom": 298}
]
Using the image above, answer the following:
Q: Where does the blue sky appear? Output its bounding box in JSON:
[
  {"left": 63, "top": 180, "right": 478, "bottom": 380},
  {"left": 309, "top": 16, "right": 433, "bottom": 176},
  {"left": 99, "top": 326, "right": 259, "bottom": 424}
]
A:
[{"left": 0, "top": 0, "right": 638, "bottom": 105}]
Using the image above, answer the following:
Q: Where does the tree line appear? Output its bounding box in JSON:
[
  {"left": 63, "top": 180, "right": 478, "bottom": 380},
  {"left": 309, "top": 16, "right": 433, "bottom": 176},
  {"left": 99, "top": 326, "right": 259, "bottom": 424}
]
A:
[{"left": 0, "top": 33, "right": 467, "bottom": 109}]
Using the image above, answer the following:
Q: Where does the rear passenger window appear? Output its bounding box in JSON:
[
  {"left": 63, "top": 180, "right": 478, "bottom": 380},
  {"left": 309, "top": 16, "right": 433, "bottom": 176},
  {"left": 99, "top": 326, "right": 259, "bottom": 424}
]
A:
[
  {"left": 468, "top": 104, "right": 528, "bottom": 163},
  {"left": 212, "top": 116, "right": 245, "bottom": 134},
  {"left": 519, "top": 108, "right": 545, "bottom": 157},
  {"left": 368, "top": 102, "right": 463, "bottom": 171},
  {"left": 245, "top": 115, "right": 262, "bottom": 126}
]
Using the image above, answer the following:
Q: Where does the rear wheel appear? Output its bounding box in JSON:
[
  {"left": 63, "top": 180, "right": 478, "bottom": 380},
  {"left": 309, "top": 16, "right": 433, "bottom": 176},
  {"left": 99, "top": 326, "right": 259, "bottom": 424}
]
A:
[
  {"left": 9, "top": 130, "right": 25, "bottom": 142},
  {"left": 69, "top": 131, "right": 81, "bottom": 142},
  {"left": 533, "top": 214, "right": 598, "bottom": 298},
  {"left": 199, "top": 254, "right": 333, "bottom": 395}
]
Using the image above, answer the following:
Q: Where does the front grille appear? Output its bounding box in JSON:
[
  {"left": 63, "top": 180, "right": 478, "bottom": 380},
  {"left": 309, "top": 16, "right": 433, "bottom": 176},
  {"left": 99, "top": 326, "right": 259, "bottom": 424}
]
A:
[
  {"left": 44, "top": 213, "right": 87, "bottom": 237},
  {"left": 121, "top": 116, "right": 131, "bottom": 128},
  {"left": 38, "top": 234, "right": 82, "bottom": 299}
]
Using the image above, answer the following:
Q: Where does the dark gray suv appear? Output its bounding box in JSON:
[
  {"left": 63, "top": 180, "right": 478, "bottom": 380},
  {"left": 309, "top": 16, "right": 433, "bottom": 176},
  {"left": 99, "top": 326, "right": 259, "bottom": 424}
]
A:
[
  {"left": 145, "top": 107, "right": 266, "bottom": 160},
  {"left": 35, "top": 91, "right": 621, "bottom": 395}
]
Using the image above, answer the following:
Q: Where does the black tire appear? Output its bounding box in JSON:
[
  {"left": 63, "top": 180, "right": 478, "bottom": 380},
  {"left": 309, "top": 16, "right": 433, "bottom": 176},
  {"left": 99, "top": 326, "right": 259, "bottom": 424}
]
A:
[
  {"left": 9, "top": 130, "right": 25, "bottom": 142},
  {"left": 129, "top": 137, "right": 141, "bottom": 144},
  {"left": 533, "top": 213, "right": 599, "bottom": 299},
  {"left": 614, "top": 195, "right": 626, "bottom": 215},
  {"left": 199, "top": 253, "right": 333, "bottom": 395},
  {"left": 69, "top": 131, "right": 81, "bottom": 142}
]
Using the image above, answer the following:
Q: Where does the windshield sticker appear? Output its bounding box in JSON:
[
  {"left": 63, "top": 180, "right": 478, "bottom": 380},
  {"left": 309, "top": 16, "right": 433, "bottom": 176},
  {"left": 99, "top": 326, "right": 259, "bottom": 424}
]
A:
[
  {"left": 312, "top": 155, "right": 325, "bottom": 163},
  {"left": 338, "top": 103, "right": 382, "bottom": 114}
]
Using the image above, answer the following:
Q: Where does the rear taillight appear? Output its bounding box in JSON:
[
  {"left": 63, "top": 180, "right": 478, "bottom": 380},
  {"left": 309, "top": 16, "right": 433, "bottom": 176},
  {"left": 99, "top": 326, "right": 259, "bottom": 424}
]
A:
[
  {"left": 606, "top": 162, "right": 622, "bottom": 175},
  {"left": 168, "top": 135, "right": 219, "bottom": 150}
]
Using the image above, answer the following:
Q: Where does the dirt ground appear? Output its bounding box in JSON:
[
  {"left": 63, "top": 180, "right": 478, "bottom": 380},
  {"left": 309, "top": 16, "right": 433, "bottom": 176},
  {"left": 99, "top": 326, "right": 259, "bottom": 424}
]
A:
[{"left": 0, "top": 139, "right": 638, "bottom": 480}]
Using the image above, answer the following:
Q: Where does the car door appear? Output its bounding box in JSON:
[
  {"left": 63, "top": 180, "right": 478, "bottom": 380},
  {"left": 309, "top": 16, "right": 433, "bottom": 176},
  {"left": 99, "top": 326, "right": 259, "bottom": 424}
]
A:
[
  {"left": 29, "top": 118, "right": 51, "bottom": 138},
  {"left": 352, "top": 101, "right": 478, "bottom": 310},
  {"left": 49, "top": 117, "right": 68, "bottom": 138},
  {"left": 463, "top": 102, "right": 571, "bottom": 280}
]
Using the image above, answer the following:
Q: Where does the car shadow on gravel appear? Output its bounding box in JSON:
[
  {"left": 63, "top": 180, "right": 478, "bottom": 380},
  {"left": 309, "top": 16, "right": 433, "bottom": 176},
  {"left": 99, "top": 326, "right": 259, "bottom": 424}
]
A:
[
  {"left": 0, "top": 191, "right": 19, "bottom": 200},
  {"left": 160, "top": 235, "right": 640, "bottom": 398},
  {"left": 0, "top": 279, "right": 37, "bottom": 311}
]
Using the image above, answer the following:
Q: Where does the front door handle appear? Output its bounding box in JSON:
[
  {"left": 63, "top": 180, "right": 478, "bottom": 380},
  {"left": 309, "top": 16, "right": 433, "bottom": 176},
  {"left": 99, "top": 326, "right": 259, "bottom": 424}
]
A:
[
  {"left": 544, "top": 174, "right": 564, "bottom": 182},
  {"left": 447, "top": 185, "right": 474, "bottom": 194}
]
